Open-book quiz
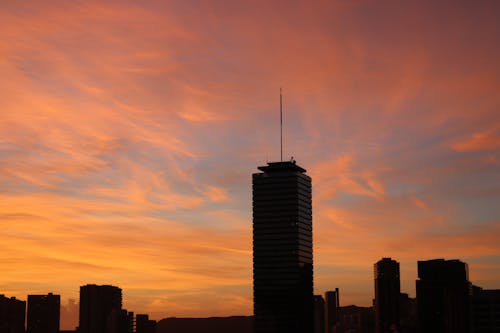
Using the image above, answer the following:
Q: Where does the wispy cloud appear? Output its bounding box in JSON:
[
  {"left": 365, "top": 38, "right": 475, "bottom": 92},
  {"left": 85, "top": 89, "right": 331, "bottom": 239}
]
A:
[{"left": 0, "top": 0, "right": 499, "bottom": 324}]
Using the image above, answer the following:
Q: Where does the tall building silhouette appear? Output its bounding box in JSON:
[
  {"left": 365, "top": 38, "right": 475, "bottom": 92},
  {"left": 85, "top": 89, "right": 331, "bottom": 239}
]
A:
[
  {"left": 27, "top": 293, "right": 60, "bottom": 333},
  {"left": 416, "top": 259, "right": 470, "bottom": 333},
  {"left": 325, "top": 288, "right": 340, "bottom": 333},
  {"left": 79, "top": 284, "right": 122, "bottom": 333},
  {"left": 0, "top": 295, "right": 25, "bottom": 333},
  {"left": 374, "top": 258, "right": 400, "bottom": 333},
  {"left": 252, "top": 161, "right": 313, "bottom": 333}
]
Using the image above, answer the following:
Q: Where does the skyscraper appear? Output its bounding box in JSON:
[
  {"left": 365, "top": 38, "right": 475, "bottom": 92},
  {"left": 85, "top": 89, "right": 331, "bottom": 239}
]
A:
[
  {"left": 374, "top": 258, "right": 400, "bottom": 333},
  {"left": 416, "top": 259, "right": 470, "bottom": 333},
  {"left": 252, "top": 160, "right": 313, "bottom": 333},
  {"left": 27, "top": 293, "right": 60, "bottom": 333},
  {"left": 79, "top": 284, "right": 122, "bottom": 333}
]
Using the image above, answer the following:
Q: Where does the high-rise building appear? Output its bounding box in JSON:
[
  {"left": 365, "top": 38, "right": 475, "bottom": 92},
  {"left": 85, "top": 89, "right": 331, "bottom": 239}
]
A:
[
  {"left": 325, "top": 288, "right": 340, "bottom": 333},
  {"left": 79, "top": 284, "right": 122, "bottom": 333},
  {"left": 0, "top": 295, "right": 26, "bottom": 333},
  {"left": 471, "top": 286, "right": 500, "bottom": 332},
  {"left": 374, "top": 258, "right": 400, "bottom": 333},
  {"left": 252, "top": 160, "right": 313, "bottom": 333},
  {"left": 27, "top": 293, "right": 60, "bottom": 333},
  {"left": 416, "top": 259, "right": 470, "bottom": 333}
]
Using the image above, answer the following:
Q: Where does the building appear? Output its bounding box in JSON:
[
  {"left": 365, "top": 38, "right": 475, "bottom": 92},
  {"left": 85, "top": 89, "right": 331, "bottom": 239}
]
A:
[
  {"left": 27, "top": 293, "right": 60, "bottom": 333},
  {"left": 374, "top": 258, "right": 400, "bottom": 333},
  {"left": 136, "top": 314, "right": 156, "bottom": 333},
  {"left": 398, "top": 293, "right": 416, "bottom": 333},
  {"left": 0, "top": 295, "right": 26, "bottom": 333},
  {"left": 79, "top": 284, "right": 122, "bottom": 333},
  {"left": 416, "top": 259, "right": 470, "bottom": 333},
  {"left": 337, "top": 305, "right": 375, "bottom": 333},
  {"left": 252, "top": 160, "right": 313, "bottom": 333},
  {"left": 325, "top": 288, "right": 340, "bottom": 333},
  {"left": 471, "top": 286, "right": 500, "bottom": 332},
  {"left": 313, "top": 295, "right": 325, "bottom": 333}
]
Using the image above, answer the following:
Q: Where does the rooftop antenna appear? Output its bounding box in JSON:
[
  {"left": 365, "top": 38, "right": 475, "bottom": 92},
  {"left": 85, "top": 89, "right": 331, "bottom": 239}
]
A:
[{"left": 280, "top": 87, "right": 283, "bottom": 162}]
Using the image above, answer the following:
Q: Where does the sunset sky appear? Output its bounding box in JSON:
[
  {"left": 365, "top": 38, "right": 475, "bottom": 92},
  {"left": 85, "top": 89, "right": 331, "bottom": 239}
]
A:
[{"left": 1, "top": 0, "right": 499, "bottom": 329}]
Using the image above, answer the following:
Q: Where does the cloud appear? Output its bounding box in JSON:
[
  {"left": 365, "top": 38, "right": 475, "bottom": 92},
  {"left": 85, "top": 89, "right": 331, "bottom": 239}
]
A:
[
  {"left": 0, "top": 0, "right": 499, "bottom": 321},
  {"left": 452, "top": 128, "right": 500, "bottom": 152}
]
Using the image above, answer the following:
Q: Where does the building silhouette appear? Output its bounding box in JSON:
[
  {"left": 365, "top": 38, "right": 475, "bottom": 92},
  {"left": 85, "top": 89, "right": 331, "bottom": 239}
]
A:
[
  {"left": 79, "top": 284, "right": 122, "bottom": 333},
  {"left": 374, "top": 258, "right": 400, "bottom": 333},
  {"left": 398, "top": 293, "right": 417, "bottom": 333},
  {"left": 118, "top": 310, "right": 134, "bottom": 333},
  {"left": 313, "top": 295, "right": 325, "bottom": 333},
  {"left": 325, "top": 288, "right": 340, "bottom": 333},
  {"left": 0, "top": 295, "right": 26, "bottom": 333},
  {"left": 471, "top": 286, "right": 500, "bottom": 332},
  {"left": 27, "top": 293, "right": 60, "bottom": 333},
  {"left": 136, "top": 314, "right": 156, "bottom": 333},
  {"left": 416, "top": 259, "right": 470, "bottom": 333},
  {"left": 252, "top": 161, "right": 313, "bottom": 333},
  {"left": 337, "top": 305, "right": 374, "bottom": 333}
]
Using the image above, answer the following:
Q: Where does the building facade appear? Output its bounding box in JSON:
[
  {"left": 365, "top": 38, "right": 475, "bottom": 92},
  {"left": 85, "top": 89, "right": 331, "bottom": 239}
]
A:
[
  {"left": 253, "top": 161, "right": 313, "bottom": 333},
  {"left": 374, "top": 258, "right": 400, "bottom": 333},
  {"left": 27, "top": 293, "right": 60, "bottom": 333}
]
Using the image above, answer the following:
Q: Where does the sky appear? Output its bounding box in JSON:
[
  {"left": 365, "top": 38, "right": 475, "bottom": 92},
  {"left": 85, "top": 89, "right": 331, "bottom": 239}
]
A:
[{"left": 1, "top": 0, "right": 499, "bottom": 329}]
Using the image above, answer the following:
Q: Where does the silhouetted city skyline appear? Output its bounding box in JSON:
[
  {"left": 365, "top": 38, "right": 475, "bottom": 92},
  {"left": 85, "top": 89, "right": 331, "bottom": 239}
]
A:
[
  {"left": 1, "top": 1, "right": 499, "bottom": 333},
  {"left": 2, "top": 255, "right": 498, "bottom": 332}
]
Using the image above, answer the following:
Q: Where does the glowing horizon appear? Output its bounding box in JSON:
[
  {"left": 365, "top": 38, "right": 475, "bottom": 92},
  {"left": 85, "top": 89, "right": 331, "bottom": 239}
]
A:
[{"left": 1, "top": 1, "right": 499, "bottom": 329}]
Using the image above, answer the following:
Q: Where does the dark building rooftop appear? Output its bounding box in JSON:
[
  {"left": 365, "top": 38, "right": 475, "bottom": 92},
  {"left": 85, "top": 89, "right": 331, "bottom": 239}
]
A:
[{"left": 257, "top": 161, "right": 306, "bottom": 173}]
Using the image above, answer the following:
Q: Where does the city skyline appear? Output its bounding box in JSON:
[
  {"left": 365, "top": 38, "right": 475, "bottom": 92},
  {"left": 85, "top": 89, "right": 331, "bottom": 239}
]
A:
[{"left": 1, "top": 0, "right": 499, "bottom": 329}]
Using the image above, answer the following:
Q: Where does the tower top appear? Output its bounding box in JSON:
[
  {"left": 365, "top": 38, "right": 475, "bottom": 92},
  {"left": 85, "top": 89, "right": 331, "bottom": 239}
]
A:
[{"left": 257, "top": 161, "right": 306, "bottom": 173}]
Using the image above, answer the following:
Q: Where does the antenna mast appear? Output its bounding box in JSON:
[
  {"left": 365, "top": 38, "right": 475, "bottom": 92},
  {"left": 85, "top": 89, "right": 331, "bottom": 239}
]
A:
[{"left": 280, "top": 87, "right": 283, "bottom": 162}]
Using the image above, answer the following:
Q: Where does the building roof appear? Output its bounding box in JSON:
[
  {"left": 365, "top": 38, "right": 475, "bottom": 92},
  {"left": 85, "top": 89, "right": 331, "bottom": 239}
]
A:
[{"left": 257, "top": 161, "right": 306, "bottom": 173}]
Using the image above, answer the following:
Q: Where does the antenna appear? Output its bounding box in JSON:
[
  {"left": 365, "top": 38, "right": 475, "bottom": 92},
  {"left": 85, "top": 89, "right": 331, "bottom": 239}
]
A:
[{"left": 280, "top": 87, "right": 283, "bottom": 162}]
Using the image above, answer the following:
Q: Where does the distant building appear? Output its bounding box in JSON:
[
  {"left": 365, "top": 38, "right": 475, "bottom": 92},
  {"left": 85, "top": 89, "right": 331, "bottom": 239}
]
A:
[
  {"left": 399, "top": 293, "right": 416, "bottom": 333},
  {"left": 374, "top": 258, "right": 400, "bottom": 333},
  {"left": 252, "top": 161, "right": 314, "bottom": 333},
  {"left": 118, "top": 310, "right": 134, "bottom": 333},
  {"left": 0, "top": 295, "right": 26, "bottom": 333},
  {"left": 338, "top": 305, "right": 374, "bottom": 333},
  {"left": 313, "top": 295, "right": 325, "bottom": 333},
  {"left": 136, "top": 314, "right": 156, "bottom": 333},
  {"left": 471, "top": 286, "right": 500, "bottom": 332},
  {"left": 416, "top": 259, "right": 470, "bottom": 333},
  {"left": 79, "top": 284, "right": 122, "bottom": 333},
  {"left": 27, "top": 293, "right": 60, "bottom": 333},
  {"left": 325, "top": 289, "right": 340, "bottom": 333}
]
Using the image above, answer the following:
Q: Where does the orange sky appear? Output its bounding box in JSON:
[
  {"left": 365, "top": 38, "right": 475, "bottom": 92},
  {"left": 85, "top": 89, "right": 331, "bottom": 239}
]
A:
[{"left": 1, "top": 0, "right": 499, "bottom": 329}]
